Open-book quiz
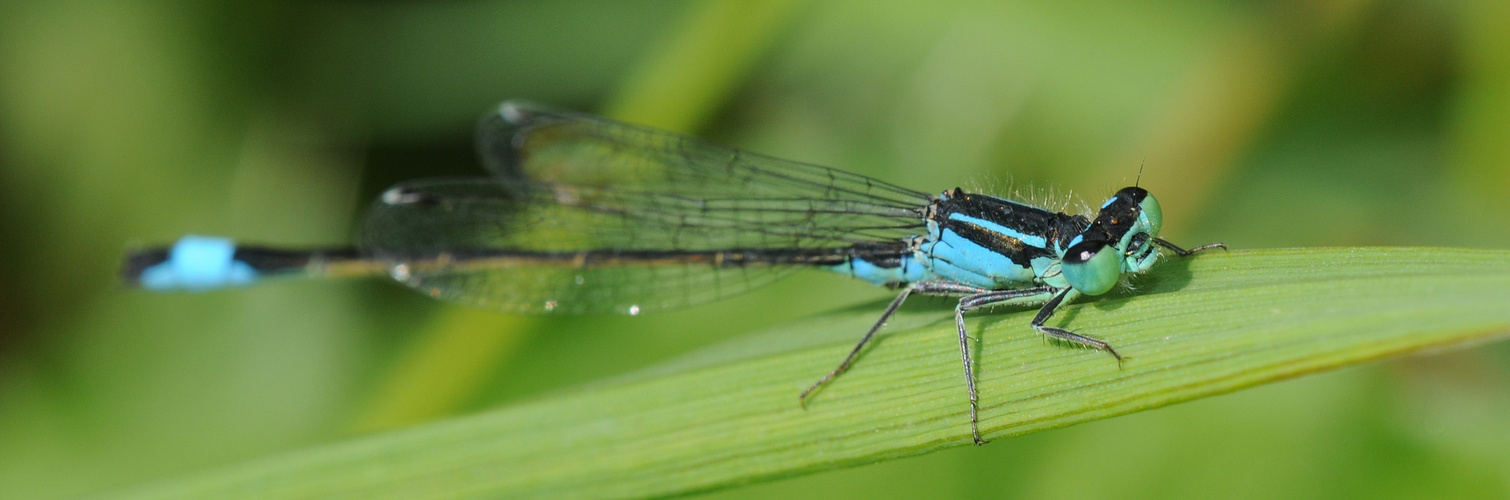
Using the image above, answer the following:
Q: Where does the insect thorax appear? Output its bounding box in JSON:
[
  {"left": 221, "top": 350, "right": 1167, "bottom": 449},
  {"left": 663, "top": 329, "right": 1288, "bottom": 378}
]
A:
[{"left": 915, "top": 189, "right": 1089, "bottom": 289}]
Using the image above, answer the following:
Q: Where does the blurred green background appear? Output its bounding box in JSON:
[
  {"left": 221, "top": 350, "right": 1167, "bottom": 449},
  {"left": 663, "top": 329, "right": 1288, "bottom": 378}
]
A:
[{"left": 3, "top": 0, "right": 1510, "bottom": 498}]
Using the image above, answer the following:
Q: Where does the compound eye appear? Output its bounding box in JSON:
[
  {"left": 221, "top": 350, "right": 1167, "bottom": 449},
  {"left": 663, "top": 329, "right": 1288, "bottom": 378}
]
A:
[
  {"left": 1061, "top": 239, "right": 1121, "bottom": 295},
  {"left": 1136, "top": 191, "right": 1162, "bottom": 237}
]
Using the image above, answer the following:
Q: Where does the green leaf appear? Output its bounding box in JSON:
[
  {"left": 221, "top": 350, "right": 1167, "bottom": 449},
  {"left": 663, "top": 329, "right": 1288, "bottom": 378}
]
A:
[{"left": 108, "top": 248, "right": 1510, "bottom": 499}]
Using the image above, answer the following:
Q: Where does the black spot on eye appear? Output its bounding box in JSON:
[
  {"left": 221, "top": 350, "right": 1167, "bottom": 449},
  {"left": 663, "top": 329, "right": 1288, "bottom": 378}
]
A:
[
  {"left": 1117, "top": 186, "right": 1149, "bottom": 203},
  {"left": 1063, "top": 240, "right": 1108, "bottom": 264}
]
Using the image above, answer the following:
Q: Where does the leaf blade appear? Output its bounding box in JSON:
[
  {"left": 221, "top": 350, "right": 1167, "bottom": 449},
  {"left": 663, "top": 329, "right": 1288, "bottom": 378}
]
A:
[{"left": 108, "top": 247, "right": 1510, "bottom": 499}]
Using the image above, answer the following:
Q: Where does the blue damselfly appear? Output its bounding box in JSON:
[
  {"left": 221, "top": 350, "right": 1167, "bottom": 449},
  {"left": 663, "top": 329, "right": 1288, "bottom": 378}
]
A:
[{"left": 123, "top": 101, "right": 1224, "bottom": 444}]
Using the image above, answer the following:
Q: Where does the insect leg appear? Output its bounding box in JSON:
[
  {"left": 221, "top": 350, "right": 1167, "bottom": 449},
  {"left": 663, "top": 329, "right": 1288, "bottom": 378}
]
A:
[
  {"left": 953, "top": 286, "right": 1061, "bottom": 445},
  {"left": 1025, "top": 288, "right": 1123, "bottom": 364},
  {"left": 800, "top": 281, "right": 989, "bottom": 407},
  {"left": 1153, "top": 238, "right": 1227, "bottom": 257}
]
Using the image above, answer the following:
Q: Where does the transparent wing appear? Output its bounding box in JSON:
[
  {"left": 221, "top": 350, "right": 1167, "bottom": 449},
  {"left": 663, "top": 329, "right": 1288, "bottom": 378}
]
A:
[
  {"left": 359, "top": 103, "right": 932, "bottom": 315},
  {"left": 360, "top": 178, "right": 817, "bottom": 314},
  {"left": 476, "top": 100, "right": 932, "bottom": 242}
]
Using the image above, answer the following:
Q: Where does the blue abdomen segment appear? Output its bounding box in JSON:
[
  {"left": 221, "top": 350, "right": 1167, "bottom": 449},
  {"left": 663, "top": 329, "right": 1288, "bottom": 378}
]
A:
[
  {"left": 135, "top": 236, "right": 260, "bottom": 291},
  {"left": 828, "top": 254, "right": 933, "bottom": 286}
]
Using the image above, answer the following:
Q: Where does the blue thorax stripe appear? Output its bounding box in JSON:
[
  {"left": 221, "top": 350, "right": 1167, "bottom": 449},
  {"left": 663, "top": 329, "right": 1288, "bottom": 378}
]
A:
[{"left": 946, "top": 212, "right": 1049, "bottom": 248}]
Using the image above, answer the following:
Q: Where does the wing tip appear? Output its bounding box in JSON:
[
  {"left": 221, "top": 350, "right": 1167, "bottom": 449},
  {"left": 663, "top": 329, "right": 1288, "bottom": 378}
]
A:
[{"left": 498, "top": 100, "right": 535, "bottom": 125}]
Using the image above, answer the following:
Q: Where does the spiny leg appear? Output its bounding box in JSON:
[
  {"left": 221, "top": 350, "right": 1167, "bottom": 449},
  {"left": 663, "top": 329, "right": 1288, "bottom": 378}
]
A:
[
  {"left": 1028, "top": 288, "right": 1122, "bottom": 363},
  {"left": 800, "top": 281, "right": 989, "bottom": 407},
  {"left": 799, "top": 287, "right": 912, "bottom": 407},
  {"left": 953, "top": 286, "right": 1062, "bottom": 445},
  {"left": 1153, "top": 238, "right": 1227, "bottom": 257}
]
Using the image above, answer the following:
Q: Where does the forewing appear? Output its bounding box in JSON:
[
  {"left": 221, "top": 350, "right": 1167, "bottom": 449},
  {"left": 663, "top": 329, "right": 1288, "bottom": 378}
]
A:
[
  {"left": 359, "top": 103, "right": 931, "bottom": 314},
  {"left": 476, "top": 101, "right": 931, "bottom": 246}
]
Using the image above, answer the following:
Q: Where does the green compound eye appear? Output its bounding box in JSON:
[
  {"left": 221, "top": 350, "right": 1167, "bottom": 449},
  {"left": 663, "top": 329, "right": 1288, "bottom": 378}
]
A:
[
  {"left": 1135, "top": 190, "right": 1162, "bottom": 238},
  {"left": 1061, "top": 239, "right": 1121, "bottom": 295},
  {"left": 1135, "top": 193, "right": 1159, "bottom": 238}
]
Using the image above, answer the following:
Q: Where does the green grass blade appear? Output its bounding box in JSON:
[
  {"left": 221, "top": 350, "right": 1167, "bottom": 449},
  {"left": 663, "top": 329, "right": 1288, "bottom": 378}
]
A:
[{"left": 105, "top": 248, "right": 1510, "bottom": 499}]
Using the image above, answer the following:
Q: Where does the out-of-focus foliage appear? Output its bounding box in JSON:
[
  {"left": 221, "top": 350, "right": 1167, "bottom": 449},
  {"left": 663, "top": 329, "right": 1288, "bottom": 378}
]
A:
[{"left": 0, "top": 0, "right": 1507, "bottom": 499}]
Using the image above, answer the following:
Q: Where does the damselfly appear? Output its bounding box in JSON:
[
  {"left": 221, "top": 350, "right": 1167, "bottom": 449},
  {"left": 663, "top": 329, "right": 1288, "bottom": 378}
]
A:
[{"left": 122, "top": 101, "right": 1224, "bottom": 445}]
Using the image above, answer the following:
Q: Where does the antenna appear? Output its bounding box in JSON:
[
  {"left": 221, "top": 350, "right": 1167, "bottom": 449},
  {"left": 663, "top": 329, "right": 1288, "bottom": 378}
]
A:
[{"left": 1136, "top": 159, "right": 1145, "bottom": 188}]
